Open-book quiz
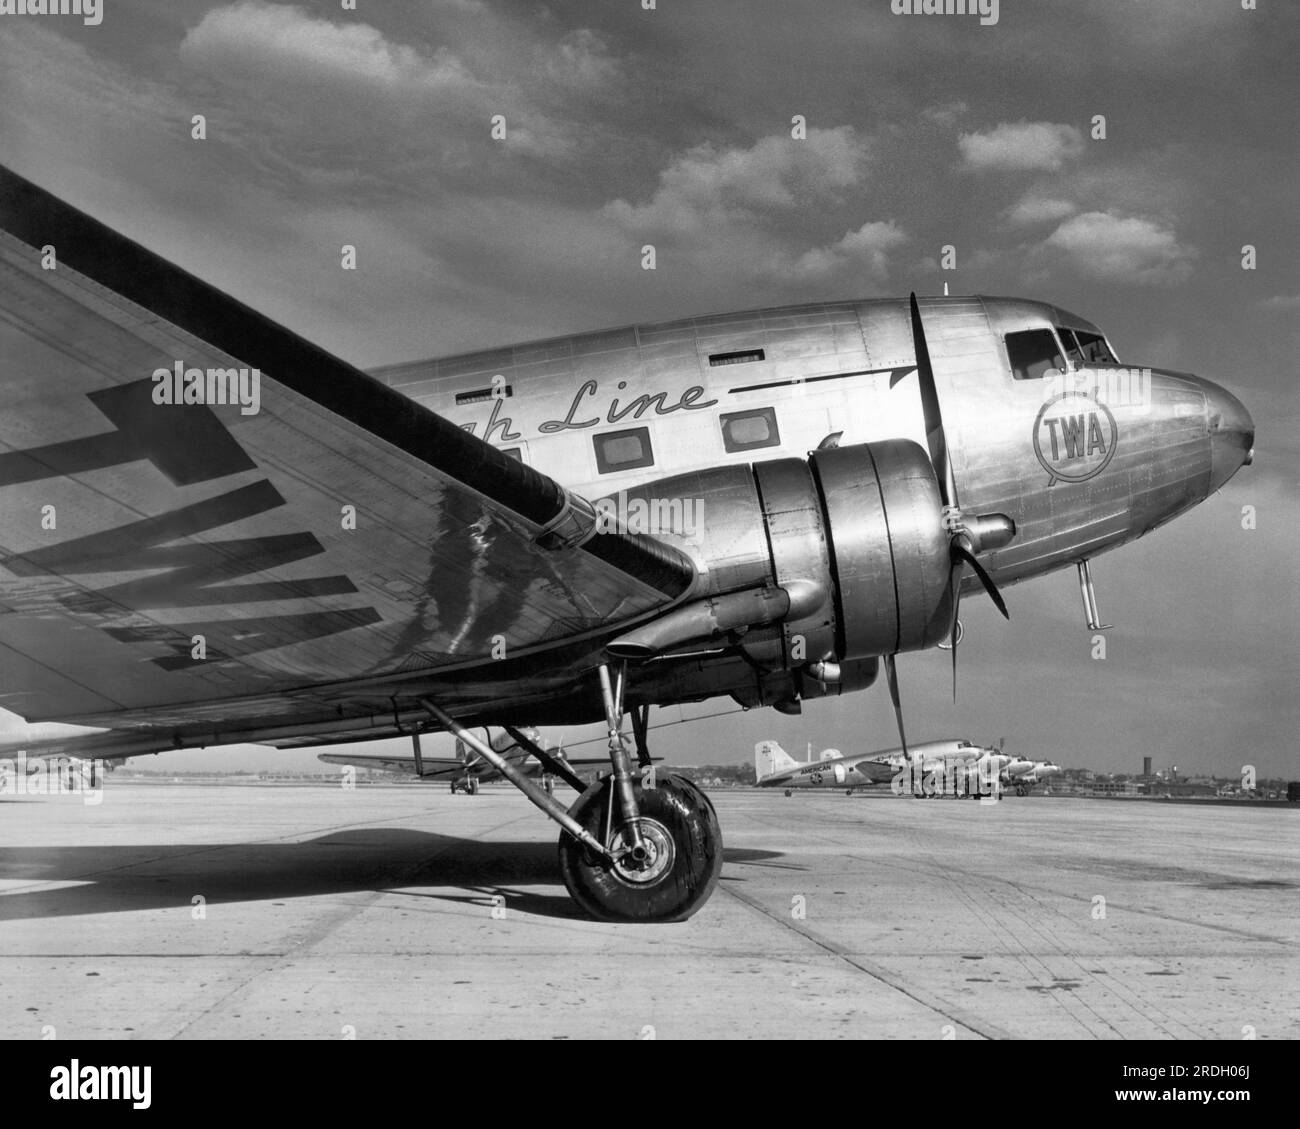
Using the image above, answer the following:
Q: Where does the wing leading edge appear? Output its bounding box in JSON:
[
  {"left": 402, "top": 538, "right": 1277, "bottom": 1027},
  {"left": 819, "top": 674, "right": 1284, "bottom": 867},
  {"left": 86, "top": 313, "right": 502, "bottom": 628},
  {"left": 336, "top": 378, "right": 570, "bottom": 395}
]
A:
[{"left": 0, "top": 167, "right": 696, "bottom": 733}]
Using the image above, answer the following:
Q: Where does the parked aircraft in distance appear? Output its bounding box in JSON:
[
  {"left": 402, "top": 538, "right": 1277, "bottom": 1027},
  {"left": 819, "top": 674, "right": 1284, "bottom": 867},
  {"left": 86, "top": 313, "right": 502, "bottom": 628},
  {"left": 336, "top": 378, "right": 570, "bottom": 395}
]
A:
[
  {"left": 755, "top": 738, "right": 1007, "bottom": 797},
  {"left": 0, "top": 167, "right": 1254, "bottom": 920},
  {"left": 1006, "top": 760, "right": 1062, "bottom": 796}
]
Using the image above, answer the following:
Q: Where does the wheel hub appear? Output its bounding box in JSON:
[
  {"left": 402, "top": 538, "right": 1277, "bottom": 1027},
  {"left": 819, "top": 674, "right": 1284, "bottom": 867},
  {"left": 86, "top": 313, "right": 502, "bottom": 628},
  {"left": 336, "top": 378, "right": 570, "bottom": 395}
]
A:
[{"left": 608, "top": 817, "right": 675, "bottom": 886}]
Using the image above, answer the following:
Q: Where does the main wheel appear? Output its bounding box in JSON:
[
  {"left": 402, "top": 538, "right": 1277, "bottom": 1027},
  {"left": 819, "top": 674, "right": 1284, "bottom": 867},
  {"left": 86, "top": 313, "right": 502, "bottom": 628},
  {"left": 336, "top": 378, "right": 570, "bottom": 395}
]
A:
[
  {"left": 558, "top": 773, "right": 722, "bottom": 922},
  {"left": 466, "top": 777, "right": 479, "bottom": 795}
]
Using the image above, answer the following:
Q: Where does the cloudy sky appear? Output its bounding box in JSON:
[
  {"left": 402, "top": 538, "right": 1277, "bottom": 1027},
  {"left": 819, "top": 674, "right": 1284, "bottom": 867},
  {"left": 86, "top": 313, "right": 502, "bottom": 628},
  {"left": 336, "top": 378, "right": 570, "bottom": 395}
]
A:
[{"left": 1, "top": 0, "right": 1296, "bottom": 777}]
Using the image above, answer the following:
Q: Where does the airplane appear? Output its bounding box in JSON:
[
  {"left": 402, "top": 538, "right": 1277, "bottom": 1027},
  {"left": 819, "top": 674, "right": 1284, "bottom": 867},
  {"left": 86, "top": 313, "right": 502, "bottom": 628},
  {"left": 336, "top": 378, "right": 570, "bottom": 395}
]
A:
[
  {"left": 1004, "top": 760, "right": 1062, "bottom": 796},
  {"left": 754, "top": 738, "right": 997, "bottom": 795},
  {"left": 314, "top": 726, "right": 606, "bottom": 795},
  {"left": 870, "top": 742, "right": 1020, "bottom": 799},
  {"left": 0, "top": 166, "right": 1253, "bottom": 921}
]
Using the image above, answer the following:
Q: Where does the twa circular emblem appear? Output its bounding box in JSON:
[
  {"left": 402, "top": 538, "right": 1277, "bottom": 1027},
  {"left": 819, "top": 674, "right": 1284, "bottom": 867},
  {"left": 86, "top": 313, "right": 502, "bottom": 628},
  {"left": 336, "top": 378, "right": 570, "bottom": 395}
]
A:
[{"left": 1033, "top": 391, "right": 1118, "bottom": 485}]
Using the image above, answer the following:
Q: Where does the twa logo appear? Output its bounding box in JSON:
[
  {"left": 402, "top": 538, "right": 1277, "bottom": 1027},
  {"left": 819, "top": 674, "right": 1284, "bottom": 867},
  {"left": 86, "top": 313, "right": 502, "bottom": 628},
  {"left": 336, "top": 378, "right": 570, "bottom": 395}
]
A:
[{"left": 1033, "top": 391, "right": 1117, "bottom": 485}]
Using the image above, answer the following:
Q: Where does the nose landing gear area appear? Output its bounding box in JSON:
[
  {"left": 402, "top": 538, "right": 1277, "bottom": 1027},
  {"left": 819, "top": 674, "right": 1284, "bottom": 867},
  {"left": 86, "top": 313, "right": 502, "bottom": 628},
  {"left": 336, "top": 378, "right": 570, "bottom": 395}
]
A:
[{"left": 558, "top": 774, "right": 723, "bottom": 922}]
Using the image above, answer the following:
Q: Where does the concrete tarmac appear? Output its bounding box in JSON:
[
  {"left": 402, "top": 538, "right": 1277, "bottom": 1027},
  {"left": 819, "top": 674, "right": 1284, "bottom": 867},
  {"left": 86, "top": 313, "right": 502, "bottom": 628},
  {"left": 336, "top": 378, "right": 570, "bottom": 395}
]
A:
[{"left": 1, "top": 783, "right": 1295, "bottom": 1039}]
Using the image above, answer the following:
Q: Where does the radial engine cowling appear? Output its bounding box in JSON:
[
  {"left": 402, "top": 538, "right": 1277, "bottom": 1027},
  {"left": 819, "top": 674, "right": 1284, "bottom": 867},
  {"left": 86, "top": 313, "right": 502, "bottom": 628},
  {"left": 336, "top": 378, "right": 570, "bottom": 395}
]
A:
[
  {"left": 807, "top": 438, "right": 952, "bottom": 661},
  {"left": 610, "top": 439, "right": 953, "bottom": 670}
]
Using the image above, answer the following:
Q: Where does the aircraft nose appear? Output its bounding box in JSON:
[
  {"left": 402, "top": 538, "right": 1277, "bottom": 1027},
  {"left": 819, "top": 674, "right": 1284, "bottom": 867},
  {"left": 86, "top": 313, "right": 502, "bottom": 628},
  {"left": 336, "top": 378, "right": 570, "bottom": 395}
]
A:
[{"left": 1205, "top": 382, "right": 1255, "bottom": 492}]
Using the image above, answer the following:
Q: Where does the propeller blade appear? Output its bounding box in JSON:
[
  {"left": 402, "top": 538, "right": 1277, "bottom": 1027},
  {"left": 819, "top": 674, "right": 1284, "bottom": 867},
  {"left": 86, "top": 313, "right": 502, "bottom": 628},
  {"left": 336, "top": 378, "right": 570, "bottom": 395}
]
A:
[
  {"left": 909, "top": 292, "right": 956, "bottom": 509},
  {"left": 882, "top": 652, "right": 909, "bottom": 760},
  {"left": 949, "top": 571, "right": 962, "bottom": 702},
  {"left": 952, "top": 542, "right": 1011, "bottom": 620}
]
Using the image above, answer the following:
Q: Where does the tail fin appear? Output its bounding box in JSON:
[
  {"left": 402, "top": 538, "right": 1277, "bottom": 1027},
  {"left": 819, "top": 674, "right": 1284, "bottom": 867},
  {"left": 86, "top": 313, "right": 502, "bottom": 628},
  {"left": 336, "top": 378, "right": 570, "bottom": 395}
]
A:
[{"left": 755, "top": 740, "right": 800, "bottom": 783}]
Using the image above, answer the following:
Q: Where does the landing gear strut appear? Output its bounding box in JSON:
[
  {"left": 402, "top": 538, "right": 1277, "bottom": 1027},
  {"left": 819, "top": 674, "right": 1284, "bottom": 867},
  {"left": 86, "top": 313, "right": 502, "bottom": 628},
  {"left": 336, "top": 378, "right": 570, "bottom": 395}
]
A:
[
  {"left": 418, "top": 666, "right": 722, "bottom": 922},
  {"left": 556, "top": 663, "right": 721, "bottom": 921}
]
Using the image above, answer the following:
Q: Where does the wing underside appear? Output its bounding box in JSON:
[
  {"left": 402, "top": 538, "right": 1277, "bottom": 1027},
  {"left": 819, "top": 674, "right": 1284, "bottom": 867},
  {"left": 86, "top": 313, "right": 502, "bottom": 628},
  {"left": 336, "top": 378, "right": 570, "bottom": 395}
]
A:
[{"left": 0, "top": 167, "right": 696, "bottom": 746}]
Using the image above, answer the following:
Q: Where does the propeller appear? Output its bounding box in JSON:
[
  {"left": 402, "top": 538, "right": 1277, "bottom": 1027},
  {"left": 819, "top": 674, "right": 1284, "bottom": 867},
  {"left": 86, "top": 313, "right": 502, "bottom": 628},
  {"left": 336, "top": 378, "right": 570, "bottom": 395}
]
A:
[
  {"left": 880, "top": 296, "right": 1017, "bottom": 761},
  {"left": 882, "top": 653, "right": 908, "bottom": 761}
]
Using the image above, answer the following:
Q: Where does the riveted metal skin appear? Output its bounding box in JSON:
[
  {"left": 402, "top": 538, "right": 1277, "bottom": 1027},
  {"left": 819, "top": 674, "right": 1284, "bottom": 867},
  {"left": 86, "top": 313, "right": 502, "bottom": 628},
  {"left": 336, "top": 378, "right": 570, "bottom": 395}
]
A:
[{"left": 752, "top": 458, "right": 838, "bottom": 668}]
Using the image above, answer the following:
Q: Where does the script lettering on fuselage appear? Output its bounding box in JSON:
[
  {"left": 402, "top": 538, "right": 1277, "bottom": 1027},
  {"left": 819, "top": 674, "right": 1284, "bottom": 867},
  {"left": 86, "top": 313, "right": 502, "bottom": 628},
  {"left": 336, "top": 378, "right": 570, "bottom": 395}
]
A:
[{"left": 461, "top": 380, "right": 720, "bottom": 436}]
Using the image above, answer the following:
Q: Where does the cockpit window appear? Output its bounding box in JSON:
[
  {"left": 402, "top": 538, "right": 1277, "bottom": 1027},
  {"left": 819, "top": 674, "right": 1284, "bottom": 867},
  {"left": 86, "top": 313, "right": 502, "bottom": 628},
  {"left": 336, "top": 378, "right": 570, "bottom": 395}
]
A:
[
  {"left": 1055, "top": 326, "right": 1086, "bottom": 368},
  {"left": 1073, "top": 330, "right": 1118, "bottom": 365},
  {"left": 1006, "top": 329, "right": 1065, "bottom": 381}
]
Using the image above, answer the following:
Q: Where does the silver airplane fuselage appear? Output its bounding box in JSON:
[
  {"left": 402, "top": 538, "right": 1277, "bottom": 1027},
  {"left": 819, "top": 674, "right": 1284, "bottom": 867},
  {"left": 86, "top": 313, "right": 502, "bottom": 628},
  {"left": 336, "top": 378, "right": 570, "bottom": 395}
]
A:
[
  {"left": 374, "top": 295, "right": 1253, "bottom": 714},
  {"left": 379, "top": 295, "right": 1251, "bottom": 588}
]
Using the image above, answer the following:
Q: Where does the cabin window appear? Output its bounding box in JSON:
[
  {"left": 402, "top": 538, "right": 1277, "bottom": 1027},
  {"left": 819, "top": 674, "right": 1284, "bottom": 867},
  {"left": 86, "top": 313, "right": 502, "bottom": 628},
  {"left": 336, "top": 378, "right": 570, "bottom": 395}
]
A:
[
  {"left": 593, "top": 427, "right": 654, "bottom": 473},
  {"left": 720, "top": 407, "right": 780, "bottom": 452},
  {"left": 500, "top": 447, "right": 522, "bottom": 461},
  {"left": 1006, "top": 329, "right": 1066, "bottom": 381},
  {"left": 708, "top": 348, "right": 765, "bottom": 367},
  {"left": 1074, "top": 331, "right": 1118, "bottom": 365}
]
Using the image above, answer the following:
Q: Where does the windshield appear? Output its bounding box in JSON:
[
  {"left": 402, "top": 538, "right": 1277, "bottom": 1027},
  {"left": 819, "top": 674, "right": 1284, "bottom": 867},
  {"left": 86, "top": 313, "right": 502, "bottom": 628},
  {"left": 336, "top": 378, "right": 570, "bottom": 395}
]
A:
[{"left": 1072, "top": 329, "right": 1118, "bottom": 365}]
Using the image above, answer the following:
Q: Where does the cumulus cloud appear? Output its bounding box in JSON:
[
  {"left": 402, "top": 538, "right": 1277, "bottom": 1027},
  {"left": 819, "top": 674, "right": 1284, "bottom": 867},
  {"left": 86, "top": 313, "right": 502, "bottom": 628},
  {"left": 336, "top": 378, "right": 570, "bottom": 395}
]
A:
[
  {"left": 789, "top": 221, "right": 906, "bottom": 282},
  {"left": 180, "top": 1, "right": 470, "bottom": 88},
  {"left": 922, "top": 101, "right": 968, "bottom": 127},
  {"left": 1043, "top": 211, "right": 1196, "bottom": 284},
  {"left": 958, "top": 121, "right": 1085, "bottom": 172},
  {"left": 1005, "top": 195, "right": 1077, "bottom": 227},
  {"left": 1261, "top": 294, "right": 1300, "bottom": 311},
  {"left": 542, "top": 28, "right": 620, "bottom": 89},
  {"left": 605, "top": 127, "right": 870, "bottom": 233}
]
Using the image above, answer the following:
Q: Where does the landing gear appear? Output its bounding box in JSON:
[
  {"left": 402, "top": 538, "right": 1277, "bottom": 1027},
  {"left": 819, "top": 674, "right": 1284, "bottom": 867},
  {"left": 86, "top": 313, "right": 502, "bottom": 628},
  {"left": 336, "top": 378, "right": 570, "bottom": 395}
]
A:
[
  {"left": 466, "top": 777, "right": 479, "bottom": 796},
  {"left": 784, "top": 789, "right": 793, "bottom": 797},
  {"left": 558, "top": 773, "right": 722, "bottom": 922},
  {"left": 1014, "top": 783, "right": 1027, "bottom": 797},
  {"left": 416, "top": 664, "right": 723, "bottom": 923}
]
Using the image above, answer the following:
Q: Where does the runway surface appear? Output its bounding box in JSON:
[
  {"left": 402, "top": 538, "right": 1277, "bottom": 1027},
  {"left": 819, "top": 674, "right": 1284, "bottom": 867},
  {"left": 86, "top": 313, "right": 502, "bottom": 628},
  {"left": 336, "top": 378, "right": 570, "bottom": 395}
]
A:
[{"left": 1, "top": 783, "right": 1295, "bottom": 1039}]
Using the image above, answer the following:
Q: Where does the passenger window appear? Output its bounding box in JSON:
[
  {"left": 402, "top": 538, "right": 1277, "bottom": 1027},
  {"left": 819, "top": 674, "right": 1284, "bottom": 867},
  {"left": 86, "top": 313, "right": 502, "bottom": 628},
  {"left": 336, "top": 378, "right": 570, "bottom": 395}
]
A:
[
  {"left": 1006, "top": 329, "right": 1066, "bottom": 380},
  {"left": 720, "top": 407, "right": 780, "bottom": 453},
  {"left": 1074, "top": 331, "right": 1118, "bottom": 365},
  {"left": 593, "top": 427, "right": 654, "bottom": 473},
  {"left": 500, "top": 447, "right": 523, "bottom": 461},
  {"left": 1055, "top": 326, "right": 1086, "bottom": 368}
]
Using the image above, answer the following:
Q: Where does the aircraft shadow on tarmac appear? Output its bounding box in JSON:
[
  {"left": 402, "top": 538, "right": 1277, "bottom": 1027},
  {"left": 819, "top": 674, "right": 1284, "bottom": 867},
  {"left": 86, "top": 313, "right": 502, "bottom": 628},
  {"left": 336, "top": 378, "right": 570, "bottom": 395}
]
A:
[{"left": 0, "top": 829, "right": 786, "bottom": 923}]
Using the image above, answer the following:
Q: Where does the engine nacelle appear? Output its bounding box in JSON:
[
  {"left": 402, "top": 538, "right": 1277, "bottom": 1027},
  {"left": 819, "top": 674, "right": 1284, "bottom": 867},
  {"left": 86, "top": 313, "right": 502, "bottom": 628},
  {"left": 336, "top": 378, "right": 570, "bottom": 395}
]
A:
[
  {"left": 808, "top": 439, "right": 952, "bottom": 659},
  {"left": 612, "top": 439, "right": 952, "bottom": 671}
]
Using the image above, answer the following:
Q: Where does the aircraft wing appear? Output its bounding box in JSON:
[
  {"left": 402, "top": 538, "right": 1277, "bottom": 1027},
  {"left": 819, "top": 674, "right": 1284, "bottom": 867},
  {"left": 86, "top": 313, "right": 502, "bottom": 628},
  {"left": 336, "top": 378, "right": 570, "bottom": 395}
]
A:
[
  {"left": 840, "top": 753, "right": 900, "bottom": 784},
  {"left": 316, "top": 752, "right": 466, "bottom": 778},
  {"left": 0, "top": 168, "right": 696, "bottom": 751},
  {"left": 313, "top": 751, "right": 610, "bottom": 775}
]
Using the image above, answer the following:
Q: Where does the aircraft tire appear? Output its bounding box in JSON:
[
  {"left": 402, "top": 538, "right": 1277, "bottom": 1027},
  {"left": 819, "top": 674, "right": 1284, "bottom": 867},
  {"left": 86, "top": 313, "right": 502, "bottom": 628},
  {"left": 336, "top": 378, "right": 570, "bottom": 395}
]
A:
[
  {"left": 466, "top": 777, "right": 479, "bottom": 796},
  {"left": 558, "top": 773, "right": 722, "bottom": 923}
]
